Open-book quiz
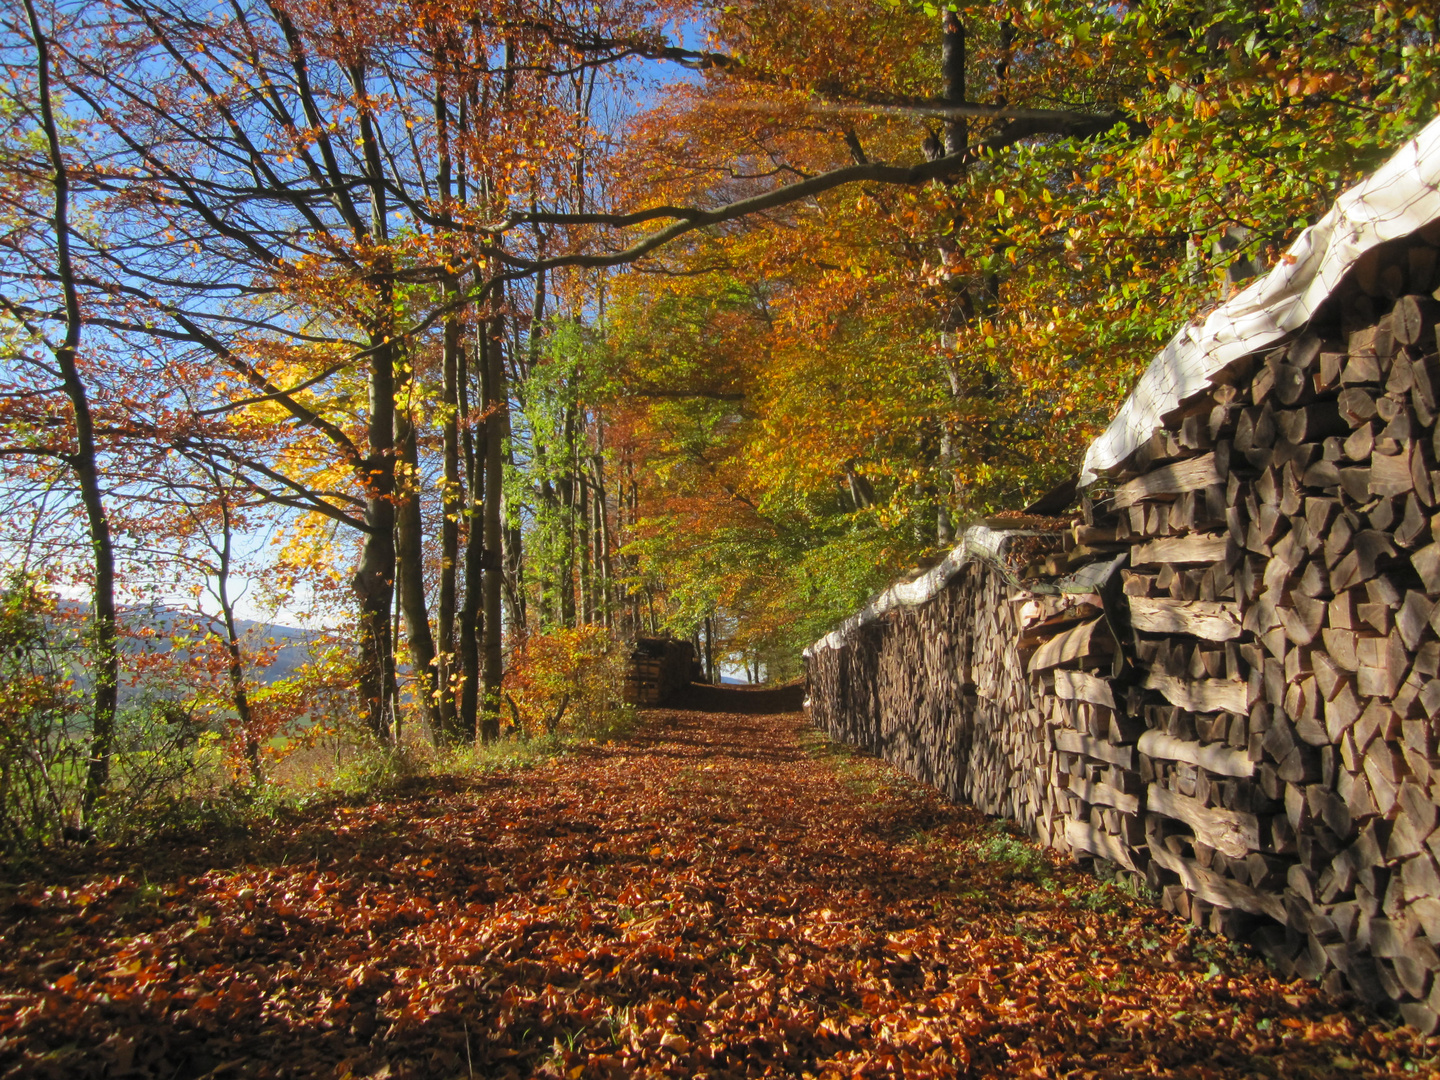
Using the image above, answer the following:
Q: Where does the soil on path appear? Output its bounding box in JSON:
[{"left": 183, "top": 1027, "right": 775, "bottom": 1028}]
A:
[{"left": 1, "top": 687, "right": 1435, "bottom": 1078}]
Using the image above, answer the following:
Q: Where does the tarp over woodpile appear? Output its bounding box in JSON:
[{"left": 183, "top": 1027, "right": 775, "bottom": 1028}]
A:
[
  {"left": 1081, "top": 114, "right": 1440, "bottom": 483},
  {"left": 804, "top": 521, "right": 1118, "bottom": 660}
]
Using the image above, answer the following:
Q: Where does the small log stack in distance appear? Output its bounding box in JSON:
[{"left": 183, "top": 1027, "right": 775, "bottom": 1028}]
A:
[
  {"left": 806, "top": 222, "right": 1440, "bottom": 1029},
  {"left": 623, "top": 637, "right": 695, "bottom": 705}
]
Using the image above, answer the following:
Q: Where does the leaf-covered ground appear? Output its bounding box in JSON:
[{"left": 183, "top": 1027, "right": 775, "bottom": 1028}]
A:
[{"left": 2, "top": 686, "right": 1436, "bottom": 1079}]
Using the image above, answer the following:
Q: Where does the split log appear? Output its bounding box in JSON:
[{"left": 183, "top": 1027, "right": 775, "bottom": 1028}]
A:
[
  {"left": 1055, "top": 729, "right": 1135, "bottom": 769},
  {"left": 1131, "top": 533, "right": 1230, "bottom": 566},
  {"left": 1147, "top": 784, "right": 1262, "bottom": 859},
  {"left": 1028, "top": 617, "right": 1116, "bottom": 674},
  {"left": 1110, "top": 453, "right": 1221, "bottom": 510},
  {"left": 1148, "top": 840, "right": 1288, "bottom": 922},
  {"left": 1065, "top": 816, "right": 1144, "bottom": 872},
  {"left": 1143, "top": 671, "right": 1251, "bottom": 715},
  {"left": 1065, "top": 775, "right": 1141, "bottom": 815},
  {"left": 1129, "top": 596, "right": 1242, "bottom": 641},
  {"left": 1138, "top": 730, "right": 1255, "bottom": 778}
]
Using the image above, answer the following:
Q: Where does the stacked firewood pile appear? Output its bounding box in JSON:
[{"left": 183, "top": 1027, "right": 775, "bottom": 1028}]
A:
[
  {"left": 808, "top": 560, "right": 1043, "bottom": 821},
  {"left": 623, "top": 638, "right": 695, "bottom": 705},
  {"left": 807, "top": 226, "right": 1440, "bottom": 1029},
  {"left": 1081, "top": 230, "right": 1440, "bottom": 1026},
  {"left": 1020, "top": 590, "right": 1138, "bottom": 879},
  {"left": 951, "top": 563, "right": 1048, "bottom": 825}
]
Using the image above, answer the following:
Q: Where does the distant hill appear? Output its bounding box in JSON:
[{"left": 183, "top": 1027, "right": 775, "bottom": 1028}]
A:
[{"left": 55, "top": 600, "right": 330, "bottom": 686}]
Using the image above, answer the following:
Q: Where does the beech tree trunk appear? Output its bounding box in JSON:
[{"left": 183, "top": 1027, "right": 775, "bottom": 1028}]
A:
[
  {"left": 395, "top": 386, "right": 444, "bottom": 737},
  {"left": 559, "top": 404, "right": 577, "bottom": 628},
  {"left": 502, "top": 468, "right": 527, "bottom": 638},
  {"left": 437, "top": 304, "right": 462, "bottom": 740},
  {"left": 481, "top": 316, "right": 508, "bottom": 741},
  {"left": 355, "top": 334, "right": 398, "bottom": 741},
  {"left": 593, "top": 450, "right": 613, "bottom": 628},
  {"left": 458, "top": 321, "right": 486, "bottom": 741},
  {"left": 940, "top": 10, "right": 966, "bottom": 159},
  {"left": 213, "top": 495, "right": 259, "bottom": 785},
  {"left": 433, "top": 54, "right": 462, "bottom": 741},
  {"left": 351, "top": 59, "right": 399, "bottom": 741},
  {"left": 579, "top": 470, "right": 593, "bottom": 624},
  {"left": 25, "top": 0, "right": 119, "bottom": 823},
  {"left": 934, "top": 9, "right": 968, "bottom": 545}
]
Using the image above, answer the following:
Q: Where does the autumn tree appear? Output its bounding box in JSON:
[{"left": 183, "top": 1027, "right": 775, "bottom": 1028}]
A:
[
  {"left": 591, "top": 0, "right": 1440, "bottom": 663},
  {"left": 0, "top": 0, "right": 121, "bottom": 823},
  {"left": 3, "top": 0, "right": 1028, "bottom": 740},
  {"left": 8, "top": 0, "right": 1421, "bottom": 750}
]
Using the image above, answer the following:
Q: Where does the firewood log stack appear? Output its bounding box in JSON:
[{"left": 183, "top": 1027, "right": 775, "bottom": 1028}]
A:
[
  {"left": 957, "top": 564, "right": 1049, "bottom": 829},
  {"left": 1081, "top": 228, "right": 1440, "bottom": 1028},
  {"left": 624, "top": 637, "right": 695, "bottom": 705},
  {"left": 807, "top": 559, "right": 1049, "bottom": 827},
  {"left": 1018, "top": 594, "right": 1142, "bottom": 884},
  {"left": 807, "top": 222, "right": 1440, "bottom": 1029}
]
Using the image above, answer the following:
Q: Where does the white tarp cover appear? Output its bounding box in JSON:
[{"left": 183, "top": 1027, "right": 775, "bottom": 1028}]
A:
[
  {"left": 803, "top": 526, "right": 1017, "bottom": 658},
  {"left": 1081, "top": 114, "right": 1440, "bottom": 483}
]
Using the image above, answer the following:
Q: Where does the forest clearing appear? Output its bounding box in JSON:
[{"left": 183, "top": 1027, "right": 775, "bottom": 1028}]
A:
[{"left": 4, "top": 688, "right": 1436, "bottom": 1079}]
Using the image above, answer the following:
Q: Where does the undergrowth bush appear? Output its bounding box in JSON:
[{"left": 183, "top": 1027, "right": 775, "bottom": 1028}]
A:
[
  {"left": 502, "top": 625, "right": 630, "bottom": 738},
  {"left": 0, "top": 576, "right": 87, "bottom": 850},
  {"left": 0, "top": 578, "right": 646, "bottom": 855},
  {"left": 0, "top": 576, "right": 231, "bottom": 852}
]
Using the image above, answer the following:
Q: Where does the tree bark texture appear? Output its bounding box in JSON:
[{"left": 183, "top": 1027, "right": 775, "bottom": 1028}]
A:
[{"left": 481, "top": 317, "right": 508, "bottom": 741}]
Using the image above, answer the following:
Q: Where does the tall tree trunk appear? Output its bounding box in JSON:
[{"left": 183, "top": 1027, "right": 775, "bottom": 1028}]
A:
[
  {"left": 502, "top": 457, "right": 526, "bottom": 639},
  {"left": 390, "top": 550, "right": 403, "bottom": 745},
  {"left": 537, "top": 473, "right": 558, "bottom": 627},
  {"left": 351, "top": 80, "right": 398, "bottom": 740},
  {"left": 434, "top": 50, "right": 462, "bottom": 741},
  {"left": 941, "top": 10, "right": 966, "bottom": 159},
  {"left": 703, "top": 615, "right": 715, "bottom": 683},
  {"left": 211, "top": 488, "right": 260, "bottom": 784},
  {"left": 25, "top": 0, "right": 119, "bottom": 823},
  {"left": 480, "top": 316, "right": 508, "bottom": 741},
  {"left": 558, "top": 404, "right": 577, "bottom": 628},
  {"left": 620, "top": 456, "right": 639, "bottom": 639},
  {"left": 936, "top": 8, "right": 968, "bottom": 544},
  {"left": 437, "top": 305, "right": 462, "bottom": 740},
  {"left": 578, "top": 469, "right": 592, "bottom": 625},
  {"left": 394, "top": 381, "right": 444, "bottom": 738},
  {"left": 458, "top": 320, "right": 485, "bottom": 740},
  {"left": 354, "top": 408, "right": 396, "bottom": 741},
  {"left": 592, "top": 451, "right": 612, "bottom": 630}
]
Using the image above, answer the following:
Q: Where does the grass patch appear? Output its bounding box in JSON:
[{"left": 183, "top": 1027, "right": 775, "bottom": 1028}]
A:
[
  {"left": 968, "top": 820, "right": 1051, "bottom": 883},
  {"left": 3, "top": 704, "right": 648, "bottom": 877},
  {"left": 798, "top": 725, "right": 888, "bottom": 797},
  {"left": 273, "top": 701, "right": 645, "bottom": 802}
]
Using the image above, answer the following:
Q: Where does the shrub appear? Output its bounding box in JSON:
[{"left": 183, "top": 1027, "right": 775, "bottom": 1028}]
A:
[
  {"left": 502, "top": 626, "right": 627, "bottom": 738},
  {"left": 0, "top": 576, "right": 234, "bottom": 852},
  {"left": 0, "top": 575, "right": 89, "bottom": 849}
]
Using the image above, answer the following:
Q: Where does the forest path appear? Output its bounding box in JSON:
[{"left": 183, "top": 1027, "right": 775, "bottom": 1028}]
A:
[{"left": 1, "top": 690, "right": 1432, "bottom": 1079}]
